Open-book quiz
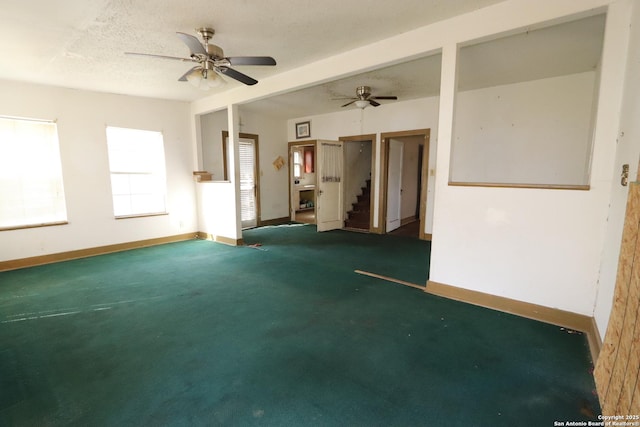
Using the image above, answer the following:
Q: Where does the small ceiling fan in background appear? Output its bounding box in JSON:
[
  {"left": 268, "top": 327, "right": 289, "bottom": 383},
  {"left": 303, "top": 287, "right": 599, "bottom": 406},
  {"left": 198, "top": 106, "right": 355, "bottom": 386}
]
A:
[
  {"left": 125, "top": 27, "right": 276, "bottom": 89},
  {"left": 337, "top": 86, "right": 398, "bottom": 108}
]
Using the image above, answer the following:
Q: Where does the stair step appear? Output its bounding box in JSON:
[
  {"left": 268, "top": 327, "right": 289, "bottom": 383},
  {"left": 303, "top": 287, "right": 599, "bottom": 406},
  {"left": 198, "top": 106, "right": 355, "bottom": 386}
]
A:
[
  {"left": 347, "top": 211, "right": 369, "bottom": 221},
  {"left": 345, "top": 219, "right": 369, "bottom": 229},
  {"left": 345, "top": 178, "right": 371, "bottom": 231}
]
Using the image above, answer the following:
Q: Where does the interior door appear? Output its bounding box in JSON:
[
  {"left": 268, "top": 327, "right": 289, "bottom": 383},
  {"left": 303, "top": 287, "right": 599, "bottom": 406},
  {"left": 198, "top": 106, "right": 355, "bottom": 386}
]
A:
[
  {"left": 238, "top": 138, "right": 257, "bottom": 229},
  {"left": 317, "top": 140, "right": 343, "bottom": 232},
  {"left": 386, "top": 138, "right": 403, "bottom": 232}
]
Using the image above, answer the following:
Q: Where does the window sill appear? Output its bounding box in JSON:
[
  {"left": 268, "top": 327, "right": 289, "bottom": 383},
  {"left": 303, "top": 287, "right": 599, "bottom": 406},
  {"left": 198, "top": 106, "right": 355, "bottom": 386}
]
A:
[
  {"left": 0, "top": 221, "right": 69, "bottom": 232},
  {"left": 115, "top": 212, "right": 169, "bottom": 220},
  {"left": 448, "top": 181, "right": 590, "bottom": 191}
]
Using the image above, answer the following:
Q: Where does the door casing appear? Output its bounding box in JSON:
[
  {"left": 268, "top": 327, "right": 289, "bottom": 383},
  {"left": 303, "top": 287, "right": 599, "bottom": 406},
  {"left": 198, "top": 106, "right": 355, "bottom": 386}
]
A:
[{"left": 379, "top": 129, "right": 431, "bottom": 240}]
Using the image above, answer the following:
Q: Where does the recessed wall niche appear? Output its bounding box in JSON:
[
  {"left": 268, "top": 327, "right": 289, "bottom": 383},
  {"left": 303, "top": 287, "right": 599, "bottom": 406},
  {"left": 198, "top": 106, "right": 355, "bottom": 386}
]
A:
[
  {"left": 199, "top": 108, "right": 229, "bottom": 181},
  {"left": 450, "top": 14, "right": 606, "bottom": 188}
]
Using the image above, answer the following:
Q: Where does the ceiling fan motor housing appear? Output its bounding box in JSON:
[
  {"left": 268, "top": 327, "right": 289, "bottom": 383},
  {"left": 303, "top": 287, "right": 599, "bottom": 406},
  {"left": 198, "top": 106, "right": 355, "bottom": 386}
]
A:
[
  {"left": 356, "top": 85, "right": 371, "bottom": 99},
  {"left": 206, "top": 44, "right": 224, "bottom": 59}
]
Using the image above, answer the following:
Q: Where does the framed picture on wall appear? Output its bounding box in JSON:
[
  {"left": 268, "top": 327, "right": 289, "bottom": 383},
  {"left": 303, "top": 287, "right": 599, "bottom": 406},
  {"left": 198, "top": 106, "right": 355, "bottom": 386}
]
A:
[{"left": 295, "top": 121, "right": 311, "bottom": 139}]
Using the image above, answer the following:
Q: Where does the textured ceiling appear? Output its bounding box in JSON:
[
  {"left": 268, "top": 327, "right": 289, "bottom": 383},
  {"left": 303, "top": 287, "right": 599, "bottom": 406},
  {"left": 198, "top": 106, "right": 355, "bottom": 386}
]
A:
[
  {"left": 0, "top": 0, "right": 506, "bottom": 101},
  {"left": 0, "top": 1, "right": 605, "bottom": 120},
  {"left": 243, "top": 14, "right": 605, "bottom": 119}
]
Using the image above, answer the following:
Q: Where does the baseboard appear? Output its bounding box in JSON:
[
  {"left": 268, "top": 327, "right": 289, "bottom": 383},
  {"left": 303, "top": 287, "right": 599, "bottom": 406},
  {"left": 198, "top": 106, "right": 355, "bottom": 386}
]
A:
[
  {"left": 588, "top": 317, "right": 602, "bottom": 362},
  {"left": 426, "top": 280, "right": 601, "bottom": 363},
  {"left": 259, "top": 216, "right": 290, "bottom": 227},
  {"left": 0, "top": 233, "right": 196, "bottom": 272},
  {"left": 370, "top": 225, "right": 384, "bottom": 234},
  {"left": 196, "top": 232, "right": 244, "bottom": 246}
]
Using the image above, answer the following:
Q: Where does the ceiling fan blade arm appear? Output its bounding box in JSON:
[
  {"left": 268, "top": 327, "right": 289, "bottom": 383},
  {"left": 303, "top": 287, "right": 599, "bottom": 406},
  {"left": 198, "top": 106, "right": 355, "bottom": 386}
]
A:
[
  {"left": 341, "top": 100, "right": 356, "bottom": 107},
  {"left": 227, "top": 56, "right": 277, "bottom": 66},
  {"left": 217, "top": 66, "right": 258, "bottom": 85},
  {"left": 125, "top": 52, "right": 195, "bottom": 62},
  {"left": 370, "top": 96, "right": 398, "bottom": 100},
  {"left": 369, "top": 99, "right": 381, "bottom": 107},
  {"left": 176, "top": 32, "right": 207, "bottom": 55},
  {"left": 178, "top": 66, "right": 200, "bottom": 82}
]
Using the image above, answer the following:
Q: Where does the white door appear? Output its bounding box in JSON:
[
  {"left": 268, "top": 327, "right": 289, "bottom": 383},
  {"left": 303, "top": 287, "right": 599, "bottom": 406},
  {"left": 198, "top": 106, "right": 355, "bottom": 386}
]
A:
[
  {"left": 238, "top": 138, "right": 257, "bottom": 229},
  {"left": 386, "top": 139, "right": 403, "bottom": 232},
  {"left": 317, "top": 140, "right": 343, "bottom": 232}
]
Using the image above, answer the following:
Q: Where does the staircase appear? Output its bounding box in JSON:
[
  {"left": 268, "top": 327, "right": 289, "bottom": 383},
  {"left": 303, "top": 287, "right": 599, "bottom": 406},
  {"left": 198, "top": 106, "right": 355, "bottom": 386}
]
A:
[{"left": 345, "top": 179, "right": 371, "bottom": 231}]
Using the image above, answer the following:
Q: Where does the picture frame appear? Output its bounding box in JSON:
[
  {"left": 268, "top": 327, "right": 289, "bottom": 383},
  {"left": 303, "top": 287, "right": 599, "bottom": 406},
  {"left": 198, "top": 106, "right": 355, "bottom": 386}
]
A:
[{"left": 295, "top": 121, "right": 311, "bottom": 139}]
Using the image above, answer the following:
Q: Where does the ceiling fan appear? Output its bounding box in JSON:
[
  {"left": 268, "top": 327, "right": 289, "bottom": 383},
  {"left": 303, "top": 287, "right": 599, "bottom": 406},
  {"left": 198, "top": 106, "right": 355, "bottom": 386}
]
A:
[
  {"left": 125, "top": 27, "right": 276, "bottom": 89},
  {"left": 338, "top": 86, "right": 398, "bottom": 108}
]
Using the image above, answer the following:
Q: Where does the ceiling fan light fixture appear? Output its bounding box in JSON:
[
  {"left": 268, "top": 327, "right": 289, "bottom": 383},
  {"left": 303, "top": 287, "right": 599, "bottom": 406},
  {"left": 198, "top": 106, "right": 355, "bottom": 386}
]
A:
[
  {"left": 186, "top": 68, "right": 225, "bottom": 90},
  {"left": 355, "top": 100, "right": 369, "bottom": 109}
]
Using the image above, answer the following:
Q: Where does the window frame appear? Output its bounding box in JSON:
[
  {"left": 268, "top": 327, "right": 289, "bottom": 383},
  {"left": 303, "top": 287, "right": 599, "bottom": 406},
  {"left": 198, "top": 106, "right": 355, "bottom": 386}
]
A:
[
  {"left": 105, "top": 126, "right": 168, "bottom": 219},
  {"left": 0, "top": 116, "right": 69, "bottom": 231}
]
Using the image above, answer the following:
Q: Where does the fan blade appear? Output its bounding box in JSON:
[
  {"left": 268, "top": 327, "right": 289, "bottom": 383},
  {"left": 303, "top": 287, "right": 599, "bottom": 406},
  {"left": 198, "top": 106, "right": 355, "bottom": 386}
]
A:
[
  {"left": 178, "top": 66, "right": 200, "bottom": 82},
  {"left": 217, "top": 66, "right": 258, "bottom": 85},
  {"left": 369, "top": 99, "right": 381, "bottom": 107},
  {"left": 176, "top": 32, "right": 207, "bottom": 55},
  {"left": 125, "top": 52, "right": 195, "bottom": 62},
  {"left": 341, "top": 100, "right": 356, "bottom": 107},
  {"left": 228, "top": 56, "right": 276, "bottom": 66},
  {"left": 370, "top": 96, "right": 398, "bottom": 100}
]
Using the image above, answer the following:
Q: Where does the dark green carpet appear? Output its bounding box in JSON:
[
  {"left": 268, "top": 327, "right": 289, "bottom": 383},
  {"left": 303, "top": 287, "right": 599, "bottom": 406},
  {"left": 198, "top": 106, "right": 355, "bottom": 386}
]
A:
[{"left": 0, "top": 224, "right": 599, "bottom": 426}]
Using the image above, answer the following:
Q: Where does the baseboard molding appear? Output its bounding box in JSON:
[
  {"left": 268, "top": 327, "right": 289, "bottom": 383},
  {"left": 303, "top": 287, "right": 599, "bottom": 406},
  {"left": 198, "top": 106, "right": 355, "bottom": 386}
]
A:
[
  {"left": 196, "top": 232, "right": 244, "bottom": 247},
  {"left": 370, "top": 225, "right": 383, "bottom": 234},
  {"left": 426, "top": 280, "right": 601, "bottom": 362},
  {"left": 259, "top": 216, "right": 290, "bottom": 227},
  {"left": 0, "top": 233, "right": 196, "bottom": 272},
  {"left": 588, "top": 316, "right": 602, "bottom": 363}
]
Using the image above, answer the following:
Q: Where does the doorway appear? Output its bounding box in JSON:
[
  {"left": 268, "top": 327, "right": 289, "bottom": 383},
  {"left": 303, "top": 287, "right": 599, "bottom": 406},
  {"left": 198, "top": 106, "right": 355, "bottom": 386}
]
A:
[
  {"left": 380, "top": 129, "right": 431, "bottom": 240},
  {"left": 340, "top": 134, "right": 375, "bottom": 232},
  {"left": 224, "top": 131, "right": 260, "bottom": 229},
  {"left": 288, "top": 141, "right": 316, "bottom": 225}
]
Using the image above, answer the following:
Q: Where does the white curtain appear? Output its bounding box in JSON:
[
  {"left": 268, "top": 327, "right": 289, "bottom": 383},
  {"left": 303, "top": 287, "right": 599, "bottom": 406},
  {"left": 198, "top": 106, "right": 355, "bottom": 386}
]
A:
[
  {"left": 0, "top": 117, "right": 67, "bottom": 228},
  {"left": 321, "top": 142, "right": 342, "bottom": 183}
]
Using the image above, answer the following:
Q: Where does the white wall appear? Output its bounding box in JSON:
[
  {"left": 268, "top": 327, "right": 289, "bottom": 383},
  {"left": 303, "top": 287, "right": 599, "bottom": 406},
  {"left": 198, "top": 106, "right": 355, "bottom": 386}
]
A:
[
  {"left": 594, "top": 0, "right": 639, "bottom": 336},
  {"left": 451, "top": 72, "right": 596, "bottom": 185},
  {"left": 236, "top": 108, "right": 289, "bottom": 221},
  {"left": 196, "top": 106, "right": 289, "bottom": 233},
  {"left": 200, "top": 109, "right": 228, "bottom": 180},
  {"left": 430, "top": 2, "right": 631, "bottom": 317},
  {"left": 287, "top": 96, "right": 440, "bottom": 233},
  {"left": 0, "top": 80, "right": 196, "bottom": 262},
  {"left": 196, "top": 181, "right": 237, "bottom": 239}
]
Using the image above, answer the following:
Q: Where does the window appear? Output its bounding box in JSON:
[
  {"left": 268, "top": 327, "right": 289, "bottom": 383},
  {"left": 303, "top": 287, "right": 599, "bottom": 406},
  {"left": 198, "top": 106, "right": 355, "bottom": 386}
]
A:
[
  {"left": 293, "top": 149, "right": 303, "bottom": 179},
  {"left": 105, "top": 126, "right": 167, "bottom": 218},
  {"left": 0, "top": 116, "right": 68, "bottom": 230}
]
